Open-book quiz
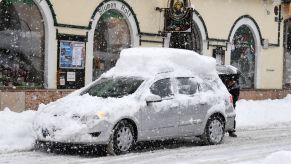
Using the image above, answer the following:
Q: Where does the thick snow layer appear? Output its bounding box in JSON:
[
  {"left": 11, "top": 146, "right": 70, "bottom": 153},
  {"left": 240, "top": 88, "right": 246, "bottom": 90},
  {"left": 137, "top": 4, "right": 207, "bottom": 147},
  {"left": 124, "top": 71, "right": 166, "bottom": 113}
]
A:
[
  {"left": 1, "top": 95, "right": 291, "bottom": 154},
  {"left": 104, "top": 48, "right": 217, "bottom": 78},
  {"left": 0, "top": 108, "right": 36, "bottom": 154},
  {"left": 236, "top": 95, "right": 291, "bottom": 129},
  {"left": 263, "top": 151, "right": 291, "bottom": 164},
  {"left": 237, "top": 151, "right": 291, "bottom": 164}
]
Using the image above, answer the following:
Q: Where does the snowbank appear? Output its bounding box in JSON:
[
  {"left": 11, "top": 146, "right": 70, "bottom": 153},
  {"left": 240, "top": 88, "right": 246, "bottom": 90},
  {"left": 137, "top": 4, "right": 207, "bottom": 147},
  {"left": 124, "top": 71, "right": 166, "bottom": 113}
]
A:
[
  {"left": 237, "top": 151, "right": 291, "bottom": 164},
  {"left": 104, "top": 48, "right": 217, "bottom": 78},
  {"left": 236, "top": 95, "right": 291, "bottom": 129},
  {"left": 1, "top": 94, "right": 291, "bottom": 154},
  {"left": 0, "top": 108, "right": 36, "bottom": 154},
  {"left": 263, "top": 151, "right": 291, "bottom": 164}
]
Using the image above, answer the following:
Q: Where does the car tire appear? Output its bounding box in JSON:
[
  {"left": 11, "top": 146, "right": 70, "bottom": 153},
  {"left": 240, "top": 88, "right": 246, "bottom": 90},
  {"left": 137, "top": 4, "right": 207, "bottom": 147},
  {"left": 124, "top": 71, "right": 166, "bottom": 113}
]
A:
[
  {"left": 107, "top": 120, "right": 136, "bottom": 155},
  {"left": 201, "top": 115, "right": 225, "bottom": 145}
]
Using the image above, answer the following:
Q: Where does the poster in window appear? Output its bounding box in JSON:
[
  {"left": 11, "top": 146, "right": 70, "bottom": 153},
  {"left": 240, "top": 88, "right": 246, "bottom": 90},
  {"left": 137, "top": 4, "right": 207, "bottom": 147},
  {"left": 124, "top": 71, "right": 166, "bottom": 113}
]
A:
[{"left": 59, "top": 40, "right": 85, "bottom": 69}]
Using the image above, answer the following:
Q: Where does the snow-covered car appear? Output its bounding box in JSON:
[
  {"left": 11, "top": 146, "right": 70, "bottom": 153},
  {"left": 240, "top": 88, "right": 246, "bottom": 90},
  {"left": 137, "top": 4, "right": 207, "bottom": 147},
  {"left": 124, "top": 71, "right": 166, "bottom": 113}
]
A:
[{"left": 34, "top": 48, "right": 236, "bottom": 155}]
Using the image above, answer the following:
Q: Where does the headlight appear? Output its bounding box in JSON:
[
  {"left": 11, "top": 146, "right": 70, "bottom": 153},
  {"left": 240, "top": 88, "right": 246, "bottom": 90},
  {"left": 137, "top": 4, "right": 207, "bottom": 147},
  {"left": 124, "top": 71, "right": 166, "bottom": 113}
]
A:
[
  {"left": 96, "top": 111, "right": 107, "bottom": 119},
  {"left": 80, "top": 112, "right": 108, "bottom": 124}
]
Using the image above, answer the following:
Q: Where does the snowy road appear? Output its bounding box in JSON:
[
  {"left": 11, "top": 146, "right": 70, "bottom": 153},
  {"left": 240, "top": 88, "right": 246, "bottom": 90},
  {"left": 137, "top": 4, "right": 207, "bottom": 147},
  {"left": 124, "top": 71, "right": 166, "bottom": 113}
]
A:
[{"left": 1, "top": 126, "right": 291, "bottom": 164}]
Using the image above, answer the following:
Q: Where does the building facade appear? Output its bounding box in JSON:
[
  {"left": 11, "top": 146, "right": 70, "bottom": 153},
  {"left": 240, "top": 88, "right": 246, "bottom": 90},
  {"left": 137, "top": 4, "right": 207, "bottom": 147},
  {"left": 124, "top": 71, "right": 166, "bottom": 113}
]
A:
[{"left": 1, "top": 0, "right": 291, "bottom": 111}]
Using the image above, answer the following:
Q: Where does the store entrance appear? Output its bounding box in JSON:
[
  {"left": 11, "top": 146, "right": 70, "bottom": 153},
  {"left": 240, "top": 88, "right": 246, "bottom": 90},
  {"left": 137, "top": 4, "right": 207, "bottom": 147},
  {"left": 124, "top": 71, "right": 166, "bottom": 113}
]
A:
[
  {"left": 169, "top": 22, "right": 202, "bottom": 53},
  {"left": 284, "top": 21, "right": 291, "bottom": 87}
]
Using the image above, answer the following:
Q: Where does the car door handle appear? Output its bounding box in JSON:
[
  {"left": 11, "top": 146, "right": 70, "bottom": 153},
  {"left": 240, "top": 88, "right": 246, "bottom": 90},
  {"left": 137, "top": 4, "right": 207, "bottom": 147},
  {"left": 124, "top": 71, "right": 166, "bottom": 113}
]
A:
[
  {"left": 170, "top": 104, "right": 179, "bottom": 108},
  {"left": 200, "top": 102, "right": 207, "bottom": 105}
]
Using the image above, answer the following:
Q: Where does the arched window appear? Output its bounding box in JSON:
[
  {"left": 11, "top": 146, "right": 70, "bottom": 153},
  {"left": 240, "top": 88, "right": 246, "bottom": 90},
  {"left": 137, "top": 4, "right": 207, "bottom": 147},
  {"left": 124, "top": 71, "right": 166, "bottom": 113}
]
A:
[
  {"left": 231, "top": 25, "right": 256, "bottom": 88},
  {"left": 0, "top": 1, "right": 45, "bottom": 88},
  {"left": 169, "top": 21, "right": 202, "bottom": 53},
  {"left": 92, "top": 10, "right": 131, "bottom": 80}
]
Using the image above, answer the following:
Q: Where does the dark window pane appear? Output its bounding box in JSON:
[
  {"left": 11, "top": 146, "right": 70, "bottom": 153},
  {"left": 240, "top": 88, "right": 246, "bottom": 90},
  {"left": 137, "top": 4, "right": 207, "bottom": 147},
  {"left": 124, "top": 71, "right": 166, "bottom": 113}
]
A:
[
  {"left": 0, "top": 1, "right": 44, "bottom": 88},
  {"left": 231, "top": 25, "right": 255, "bottom": 89},
  {"left": 150, "top": 78, "right": 173, "bottom": 98},
  {"left": 169, "top": 22, "right": 202, "bottom": 53},
  {"left": 93, "top": 10, "right": 131, "bottom": 80},
  {"left": 82, "top": 78, "right": 143, "bottom": 98},
  {"left": 177, "top": 77, "right": 198, "bottom": 95}
]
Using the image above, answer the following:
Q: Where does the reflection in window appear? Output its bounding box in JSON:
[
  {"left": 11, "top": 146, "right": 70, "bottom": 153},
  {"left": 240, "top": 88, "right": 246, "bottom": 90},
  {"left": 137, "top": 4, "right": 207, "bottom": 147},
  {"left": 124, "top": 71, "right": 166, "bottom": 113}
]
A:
[
  {"left": 0, "top": 1, "right": 45, "bottom": 88},
  {"left": 169, "top": 22, "right": 202, "bottom": 53},
  {"left": 150, "top": 78, "right": 173, "bottom": 98},
  {"left": 231, "top": 25, "right": 256, "bottom": 88},
  {"left": 177, "top": 77, "right": 198, "bottom": 95},
  {"left": 93, "top": 10, "right": 131, "bottom": 80}
]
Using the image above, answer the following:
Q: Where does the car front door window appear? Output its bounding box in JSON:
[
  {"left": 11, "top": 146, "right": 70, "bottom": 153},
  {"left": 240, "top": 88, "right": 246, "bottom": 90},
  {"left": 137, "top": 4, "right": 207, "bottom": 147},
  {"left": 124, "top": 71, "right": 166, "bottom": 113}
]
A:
[
  {"left": 177, "top": 77, "right": 198, "bottom": 95},
  {"left": 150, "top": 78, "right": 173, "bottom": 98}
]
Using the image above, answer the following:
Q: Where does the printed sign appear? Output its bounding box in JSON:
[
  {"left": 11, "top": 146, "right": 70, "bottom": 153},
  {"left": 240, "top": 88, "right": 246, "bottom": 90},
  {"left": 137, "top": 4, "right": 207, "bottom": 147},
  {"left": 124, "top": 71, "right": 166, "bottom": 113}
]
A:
[
  {"left": 59, "top": 40, "right": 85, "bottom": 69},
  {"left": 67, "top": 72, "right": 76, "bottom": 82}
]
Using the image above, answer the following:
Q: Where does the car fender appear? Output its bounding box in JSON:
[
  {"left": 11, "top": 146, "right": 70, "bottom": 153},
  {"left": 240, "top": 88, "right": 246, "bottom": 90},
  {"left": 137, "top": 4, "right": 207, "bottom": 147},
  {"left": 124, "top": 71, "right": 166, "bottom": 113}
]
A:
[
  {"left": 202, "top": 108, "right": 227, "bottom": 130},
  {"left": 111, "top": 116, "right": 141, "bottom": 139}
]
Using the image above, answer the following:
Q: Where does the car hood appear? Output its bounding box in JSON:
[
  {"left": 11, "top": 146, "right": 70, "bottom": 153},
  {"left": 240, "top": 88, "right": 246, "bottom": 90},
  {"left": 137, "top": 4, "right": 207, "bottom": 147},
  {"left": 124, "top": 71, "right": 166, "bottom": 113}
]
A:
[{"left": 36, "top": 94, "right": 142, "bottom": 122}]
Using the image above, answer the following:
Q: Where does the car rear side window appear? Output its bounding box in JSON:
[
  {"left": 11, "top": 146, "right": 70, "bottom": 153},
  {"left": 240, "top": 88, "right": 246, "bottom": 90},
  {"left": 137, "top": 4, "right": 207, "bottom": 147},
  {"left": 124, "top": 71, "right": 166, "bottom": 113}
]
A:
[
  {"left": 176, "top": 77, "right": 198, "bottom": 95},
  {"left": 150, "top": 78, "right": 173, "bottom": 98}
]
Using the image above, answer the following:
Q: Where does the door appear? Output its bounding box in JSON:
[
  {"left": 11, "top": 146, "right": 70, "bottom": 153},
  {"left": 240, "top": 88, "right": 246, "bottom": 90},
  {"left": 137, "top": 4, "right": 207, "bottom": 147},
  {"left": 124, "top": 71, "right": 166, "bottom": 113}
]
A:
[
  {"left": 141, "top": 78, "right": 179, "bottom": 139},
  {"left": 285, "top": 23, "right": 291, "bottom": 86},
  {"left": 175, "top": 77, "right": 209, "bottom": 136}
]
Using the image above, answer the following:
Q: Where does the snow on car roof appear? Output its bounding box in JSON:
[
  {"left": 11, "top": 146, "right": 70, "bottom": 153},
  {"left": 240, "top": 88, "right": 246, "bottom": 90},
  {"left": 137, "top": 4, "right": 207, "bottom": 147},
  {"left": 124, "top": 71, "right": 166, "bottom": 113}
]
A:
[
  {"left": 216, "top": 64, "right": 238, "bottom": 75},
  {"left": 104, "top": 47, "right": 217, "bottom": 78}
]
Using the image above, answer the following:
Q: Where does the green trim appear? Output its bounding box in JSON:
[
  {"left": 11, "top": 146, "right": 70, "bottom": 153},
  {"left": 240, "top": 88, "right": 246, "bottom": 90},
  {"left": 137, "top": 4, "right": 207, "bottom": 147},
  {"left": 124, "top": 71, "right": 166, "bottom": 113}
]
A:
[
  {"left": 43, "top": 0, "right": 140, "bottom": 31},
  {"left": 56, "top": 24, "right": 91, "bottom": 30},
  {"left": 56, "top": 31, "right": 88, "bottom": 42},
  {"left": 44, "top": 0, "right": 58, "bottom": 26},
  {"left": 89, "top": 0, "right": 140, "bottom": 33}
]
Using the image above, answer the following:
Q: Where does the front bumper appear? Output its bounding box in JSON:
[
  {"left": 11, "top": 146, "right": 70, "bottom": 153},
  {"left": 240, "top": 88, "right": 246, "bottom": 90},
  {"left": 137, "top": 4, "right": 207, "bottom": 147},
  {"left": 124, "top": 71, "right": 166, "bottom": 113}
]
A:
[{"left": 36, "top": 120, "right": 114, "bottom": 145}]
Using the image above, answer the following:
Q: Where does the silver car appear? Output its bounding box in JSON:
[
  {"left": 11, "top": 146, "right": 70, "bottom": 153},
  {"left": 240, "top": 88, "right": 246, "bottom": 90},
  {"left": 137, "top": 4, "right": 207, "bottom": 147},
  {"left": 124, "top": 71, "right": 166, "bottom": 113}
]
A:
[{"left": 35, "top": 71, "right": 236, "bottom": 155}]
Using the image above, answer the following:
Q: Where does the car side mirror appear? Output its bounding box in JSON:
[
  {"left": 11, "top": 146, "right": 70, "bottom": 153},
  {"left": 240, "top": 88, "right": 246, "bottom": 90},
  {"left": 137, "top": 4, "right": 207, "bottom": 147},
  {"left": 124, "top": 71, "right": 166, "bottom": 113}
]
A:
[{"left": 145, "top": 94, "right": 162, "bottom": 104}]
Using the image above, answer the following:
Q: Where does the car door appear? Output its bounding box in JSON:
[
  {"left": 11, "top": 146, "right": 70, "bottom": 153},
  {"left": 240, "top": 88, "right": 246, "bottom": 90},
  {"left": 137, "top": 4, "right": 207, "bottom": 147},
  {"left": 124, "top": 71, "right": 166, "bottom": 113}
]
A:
[
  {"left": 141, "top": 78, "right": 179, "bottom": 139},
  {"left": 175, "top": 77, "right": 209, "bottom": 136}
]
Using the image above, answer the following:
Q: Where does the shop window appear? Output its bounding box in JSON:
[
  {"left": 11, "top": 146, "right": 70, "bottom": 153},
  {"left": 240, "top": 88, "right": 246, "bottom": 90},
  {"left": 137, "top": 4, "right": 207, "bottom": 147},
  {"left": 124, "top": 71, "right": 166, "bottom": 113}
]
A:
[
  {"left": 231, "top": 25, "right": 256, "bottom": 89},
  {"left": 0, "top": 1, "right": 45, "bottom": 88},
  {"left": 93, "top": 9, "right": 131, "bottom": 80},
  {"left": 169, "top": 22, "right": 202, "bottom": 53}
]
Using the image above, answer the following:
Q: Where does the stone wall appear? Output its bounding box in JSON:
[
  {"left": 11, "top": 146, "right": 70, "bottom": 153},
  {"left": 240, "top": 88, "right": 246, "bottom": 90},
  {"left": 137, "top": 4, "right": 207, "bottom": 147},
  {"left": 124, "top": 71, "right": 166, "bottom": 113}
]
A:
[
  {"left": 1, "top": 89, "right": 291, "bottom": 112},
  {"left": 240, "top": 89, "right": 291, "bottom": 100}
]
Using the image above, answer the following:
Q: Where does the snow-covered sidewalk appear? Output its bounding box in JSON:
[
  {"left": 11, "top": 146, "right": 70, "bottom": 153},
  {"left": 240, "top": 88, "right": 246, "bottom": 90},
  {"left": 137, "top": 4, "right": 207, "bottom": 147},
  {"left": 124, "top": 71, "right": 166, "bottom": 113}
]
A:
[{"left": 0, "top": 95, "right": 291, "bottom": 154}]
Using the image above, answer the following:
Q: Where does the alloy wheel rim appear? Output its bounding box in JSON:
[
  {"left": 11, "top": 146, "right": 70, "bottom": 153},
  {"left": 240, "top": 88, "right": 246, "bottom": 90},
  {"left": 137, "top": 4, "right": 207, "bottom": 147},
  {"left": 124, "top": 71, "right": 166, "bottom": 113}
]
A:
[
  {"left": 116, "top": 127, "right": 133, "bottom": 151},
  {"left": 209, "top": 119, "right": 223, "bottom": 143}
]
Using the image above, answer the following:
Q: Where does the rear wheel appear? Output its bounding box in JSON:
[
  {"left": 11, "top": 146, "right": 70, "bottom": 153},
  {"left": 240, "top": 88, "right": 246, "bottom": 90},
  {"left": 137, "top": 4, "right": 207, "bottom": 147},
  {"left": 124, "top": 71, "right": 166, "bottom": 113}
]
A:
[
  {"left": 107, "top": 120, "right": 135, "bottom": 155},
  {"left": 201, "top": 115, "right": 225, "bottom": 145}
]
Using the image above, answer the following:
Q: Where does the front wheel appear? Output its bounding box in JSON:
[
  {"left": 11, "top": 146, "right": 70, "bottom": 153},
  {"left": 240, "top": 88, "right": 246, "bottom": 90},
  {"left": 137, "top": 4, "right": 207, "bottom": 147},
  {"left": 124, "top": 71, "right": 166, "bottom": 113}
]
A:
[
  {"left": 201, "top": 116, "right": 225, "bottom": 145},
  {"left": 107, "top": 120, "right": 135, "bottom": 155}
]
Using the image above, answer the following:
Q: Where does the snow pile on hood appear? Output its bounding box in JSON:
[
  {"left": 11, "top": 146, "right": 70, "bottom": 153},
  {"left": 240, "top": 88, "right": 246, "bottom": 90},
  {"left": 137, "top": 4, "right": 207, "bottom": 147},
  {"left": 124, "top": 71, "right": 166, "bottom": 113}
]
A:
[
  {"left": 104, "top": 48, "right": 217, "bottom": 78},
  {"left": 236, "top": 94, "right": 291, "bottom": 129},
  {"left": 0, "top": 108, "right": 36, "bottom": 154},
  {"left": 34, "top": 94, "right": 142, "bottom": 142}
]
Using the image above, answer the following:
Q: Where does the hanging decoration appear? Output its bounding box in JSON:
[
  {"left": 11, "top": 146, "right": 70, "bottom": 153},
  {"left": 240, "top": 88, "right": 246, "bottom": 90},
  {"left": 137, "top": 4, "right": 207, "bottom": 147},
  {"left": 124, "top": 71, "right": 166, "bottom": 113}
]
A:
[{"left": 164, "top": 0, "right": 192, "bottom": 32}]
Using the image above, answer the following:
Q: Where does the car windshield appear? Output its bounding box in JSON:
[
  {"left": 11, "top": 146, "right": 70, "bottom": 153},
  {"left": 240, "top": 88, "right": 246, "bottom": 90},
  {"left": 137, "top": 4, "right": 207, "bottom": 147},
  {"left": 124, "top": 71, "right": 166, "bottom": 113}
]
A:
[{"left": 81, "top": 77, "right": 144, "bottom": 98}]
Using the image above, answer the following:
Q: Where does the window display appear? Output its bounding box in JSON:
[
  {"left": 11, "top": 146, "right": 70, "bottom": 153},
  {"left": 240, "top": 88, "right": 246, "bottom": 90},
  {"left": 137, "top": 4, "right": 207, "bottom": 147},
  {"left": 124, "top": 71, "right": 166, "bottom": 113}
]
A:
[
  {"left": 231, "top": 25, "right": 256, "bottom": 88},
  {"left": 0, "top": 1, "right": 44, "bottom": 88},
  {"left": 93, "top": 10, "right": 131, "bottom": 80}
]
